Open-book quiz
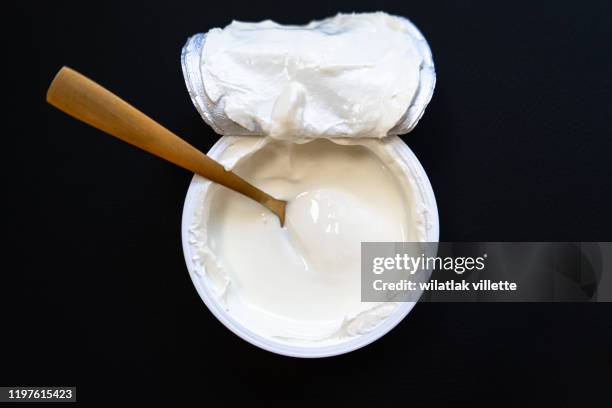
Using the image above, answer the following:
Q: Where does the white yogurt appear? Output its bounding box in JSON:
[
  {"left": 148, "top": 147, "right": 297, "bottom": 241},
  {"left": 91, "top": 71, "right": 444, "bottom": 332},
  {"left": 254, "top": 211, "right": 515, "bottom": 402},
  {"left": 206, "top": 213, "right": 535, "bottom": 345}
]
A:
[
  {"left": 182, "top": 12, "right": 437, "bottom": 353},
  {"left": 200, "top": 12, "right": 424, "bottom": 140},
  {"left": 190, "top": 137, "right": 427, "bottom": 343}
]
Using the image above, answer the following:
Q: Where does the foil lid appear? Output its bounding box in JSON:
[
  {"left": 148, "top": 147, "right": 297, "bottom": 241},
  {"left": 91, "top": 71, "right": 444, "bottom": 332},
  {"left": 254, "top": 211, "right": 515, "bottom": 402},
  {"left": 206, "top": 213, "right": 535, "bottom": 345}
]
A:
[{"left": 181, "top": 15, "right": 436, "bottom": 138}]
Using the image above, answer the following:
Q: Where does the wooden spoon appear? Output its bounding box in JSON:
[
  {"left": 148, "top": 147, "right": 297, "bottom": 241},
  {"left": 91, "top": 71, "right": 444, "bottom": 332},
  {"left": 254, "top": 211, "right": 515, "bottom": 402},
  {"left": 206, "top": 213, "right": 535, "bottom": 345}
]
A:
[{"left": 46, "top": 66, "right": 286, "bottom": 226}]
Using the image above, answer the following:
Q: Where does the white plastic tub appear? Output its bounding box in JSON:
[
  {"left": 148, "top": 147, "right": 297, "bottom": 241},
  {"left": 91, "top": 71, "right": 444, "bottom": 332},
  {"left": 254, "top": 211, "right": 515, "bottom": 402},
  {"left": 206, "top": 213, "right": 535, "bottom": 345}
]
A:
[{"left": 181, "top": 135, "right": 439, "bottom": 357}]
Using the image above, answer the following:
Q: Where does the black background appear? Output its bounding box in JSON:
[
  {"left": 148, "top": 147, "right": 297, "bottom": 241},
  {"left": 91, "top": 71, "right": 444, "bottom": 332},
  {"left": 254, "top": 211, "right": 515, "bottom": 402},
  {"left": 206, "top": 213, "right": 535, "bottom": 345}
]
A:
[{"left": 4, "top": 0, "right": 612, "bottom": 406}]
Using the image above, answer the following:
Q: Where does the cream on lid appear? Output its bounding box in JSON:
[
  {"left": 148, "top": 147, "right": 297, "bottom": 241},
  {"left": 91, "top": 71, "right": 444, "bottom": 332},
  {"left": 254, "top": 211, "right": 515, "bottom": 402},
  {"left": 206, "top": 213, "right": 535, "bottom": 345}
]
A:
[{"left": 201, "top": 12, "right": 423, "bottom": 140}]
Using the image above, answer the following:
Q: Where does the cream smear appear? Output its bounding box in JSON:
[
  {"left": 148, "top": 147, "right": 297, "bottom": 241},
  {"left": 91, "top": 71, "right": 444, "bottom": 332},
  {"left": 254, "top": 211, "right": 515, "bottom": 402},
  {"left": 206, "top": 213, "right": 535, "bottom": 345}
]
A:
[{"left": 200, "top": 12, "right": 424, "bottom": 140}]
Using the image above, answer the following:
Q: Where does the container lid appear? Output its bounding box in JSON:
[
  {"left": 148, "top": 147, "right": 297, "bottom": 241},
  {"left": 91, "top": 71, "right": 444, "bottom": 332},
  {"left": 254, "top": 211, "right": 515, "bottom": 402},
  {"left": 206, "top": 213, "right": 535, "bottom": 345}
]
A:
[{"left": 181, "top": 13, "right": 435, "bottom": 139}]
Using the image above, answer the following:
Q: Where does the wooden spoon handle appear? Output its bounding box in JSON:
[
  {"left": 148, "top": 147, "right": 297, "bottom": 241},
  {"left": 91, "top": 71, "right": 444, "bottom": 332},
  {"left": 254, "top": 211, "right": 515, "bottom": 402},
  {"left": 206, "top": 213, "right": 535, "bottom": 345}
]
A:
[{"left": 46, "top": 66, "right": 278, "bottom": 208}]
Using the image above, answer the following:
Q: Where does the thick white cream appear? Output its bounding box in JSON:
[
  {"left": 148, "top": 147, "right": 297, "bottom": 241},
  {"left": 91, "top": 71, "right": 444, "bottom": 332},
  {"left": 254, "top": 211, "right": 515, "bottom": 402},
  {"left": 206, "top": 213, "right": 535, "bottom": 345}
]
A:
[
  {"left": 188, "top": 137, "right": 428, "bottom": 343},
  {"left": 201, "top": 12, "right": 423, "bottom": 140}
]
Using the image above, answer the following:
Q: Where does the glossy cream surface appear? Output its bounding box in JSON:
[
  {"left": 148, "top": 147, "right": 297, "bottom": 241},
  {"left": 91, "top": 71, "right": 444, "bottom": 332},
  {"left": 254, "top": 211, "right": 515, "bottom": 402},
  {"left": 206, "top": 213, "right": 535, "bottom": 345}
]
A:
[{"left": 189, "top": 138, "right": 427, "bottom": 343}]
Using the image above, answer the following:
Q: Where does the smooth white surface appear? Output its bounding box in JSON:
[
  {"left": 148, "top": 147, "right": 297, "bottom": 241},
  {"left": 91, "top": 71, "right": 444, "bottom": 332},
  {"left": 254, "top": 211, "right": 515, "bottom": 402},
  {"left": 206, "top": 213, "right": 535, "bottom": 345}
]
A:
[
  {"left": 200, "top": 13, "right": 423, "bottom": 140},
  {"left": 198, "top": 139, "right": 419, "bottom": 343}
]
